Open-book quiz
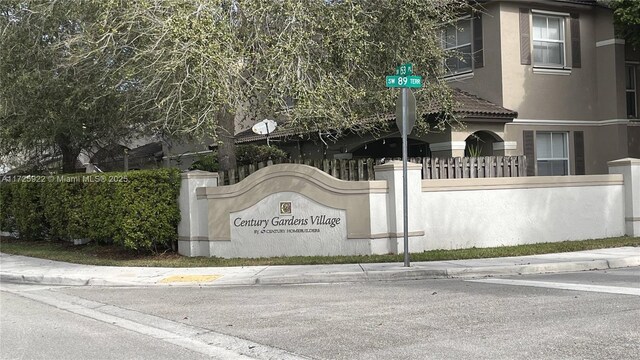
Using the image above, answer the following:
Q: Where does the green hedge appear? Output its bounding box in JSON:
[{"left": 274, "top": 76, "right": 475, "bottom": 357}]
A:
[{"left": 0, "top": 169, "right": 181, "bottom": 253}]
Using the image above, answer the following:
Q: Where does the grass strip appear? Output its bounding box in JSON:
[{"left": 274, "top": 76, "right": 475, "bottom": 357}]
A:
[{"left": 1, "top": 236, "right": 638, "bottom": 268}]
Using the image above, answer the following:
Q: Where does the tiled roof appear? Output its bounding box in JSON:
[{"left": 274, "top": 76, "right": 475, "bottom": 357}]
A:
[
  {"left": 448, "top": 89, "right": 517, "bottom": 118},
  {"left": 235, "top": 89, "right": 517, "bottom": 144}
]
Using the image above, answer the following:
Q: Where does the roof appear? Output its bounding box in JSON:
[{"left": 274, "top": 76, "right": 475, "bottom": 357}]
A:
[
  {"left": 235, "top": 89, "right": 516, "bottom": 144},
  {"left": 446, "top": 89, "right": 518, "bottom": 119}
]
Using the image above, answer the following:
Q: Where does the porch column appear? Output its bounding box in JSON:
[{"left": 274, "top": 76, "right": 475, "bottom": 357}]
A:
[
  {"left": 493, "top": 141, "right": 518, "bottom": 156},
  {"left": 429, "top": 141, "right": 466, "bottom": 158}
]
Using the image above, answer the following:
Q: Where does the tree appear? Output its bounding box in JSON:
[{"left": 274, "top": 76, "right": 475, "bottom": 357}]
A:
[
  {"left": 68, "top": 0, "right": 469, "bottom": 171},
  {"left": 0, "top": 1, "right": 148, "bottom": 173},
  {"left": 608, "top": 0, "right": 640, "bottom": 49}
]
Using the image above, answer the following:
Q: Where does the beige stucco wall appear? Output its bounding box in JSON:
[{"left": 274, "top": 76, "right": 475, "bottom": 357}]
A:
[
  {"left": 420, "top": 174, "right": 625, "bottom": 249},
  {"left": 450, "top": 2, "right": 504, "bottom": 106},
  {"left": 499, "top": 2, "right": 603, "bottom": 121},
  {"left": 504, "top": 122, "right": 630, "bottom": 174}
]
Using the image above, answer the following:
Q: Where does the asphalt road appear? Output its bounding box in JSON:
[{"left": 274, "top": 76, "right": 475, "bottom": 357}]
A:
[{"left": 2, "top": 268, "right": 639, "bottom": 360}]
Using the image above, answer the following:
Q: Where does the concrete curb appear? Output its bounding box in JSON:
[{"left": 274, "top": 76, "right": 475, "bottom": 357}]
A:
[
  {"left": 235, "top": 257, "right": 640, "bottom": 286},
  {"left": 0, "top": 273, "right": 138, "bottom": 287},
  {"left": 1, "top": 256, "right": 639, "bottom": 287}
]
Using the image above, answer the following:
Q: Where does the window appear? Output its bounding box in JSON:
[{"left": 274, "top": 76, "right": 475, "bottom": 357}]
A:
[
  {"left": 626, "top": 64, "right": 637, "bottom": 118},
  {"left": 442, "top": 18, "right": 472, "bottom": 76},
  {"left": 532, "top": 14, "right": 565, "bottom": 68},
  {"left": 536, "top": 132, "right": 569, "bottom": 176}
]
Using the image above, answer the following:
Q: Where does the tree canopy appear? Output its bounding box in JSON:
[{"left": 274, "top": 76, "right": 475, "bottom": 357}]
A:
[
  {"left": 67, "top": 0, "right": 469, "bottom": 170},
  {"left": 608, "top": 0, "right": 640, "bottom": 49},
  {"left": 2, "top": 0, "right": 470, "bottom": 172},
  {"left": 0, "top": 1, "right": 147, "bottom": 173}
]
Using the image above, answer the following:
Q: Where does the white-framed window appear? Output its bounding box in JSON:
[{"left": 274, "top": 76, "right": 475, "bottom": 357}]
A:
[
  {"left": 442, "top": 17, "right": 472, "bottom": 76},
  {"left": 536, "top": 132, "right": 569, "bottom": 176},
  {"left": 532, "top": 13, "right": 566, "bottom": 68},
  {"left": 626, "top": 64, "right": 637, "bottom": 118}
]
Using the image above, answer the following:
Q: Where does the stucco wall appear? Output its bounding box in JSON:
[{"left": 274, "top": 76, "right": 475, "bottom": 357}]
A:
[
  {"left": 499, "top": 2, "right": 602, "bottom": 121},
  {"left": 178, "top": 161, "right": 635, "bottom": 258},
  {"left": 504, "top": 122, "right": 631, "bottom": 175},
  {"left": 418, "top": 175, "right": 625, "bottom": 250}
]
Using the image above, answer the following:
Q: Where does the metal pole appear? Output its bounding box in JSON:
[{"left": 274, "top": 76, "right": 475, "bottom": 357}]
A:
[{"left": 402, "top": 88, "right": 410, "bottom": 267}]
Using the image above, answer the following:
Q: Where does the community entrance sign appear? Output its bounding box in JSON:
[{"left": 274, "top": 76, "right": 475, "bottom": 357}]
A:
[
  {"left": 230, "top": 192, "right": 347, "bottom": 258},
  {"left": 386, "top": 62, "right": 423, "bottom": 267}
]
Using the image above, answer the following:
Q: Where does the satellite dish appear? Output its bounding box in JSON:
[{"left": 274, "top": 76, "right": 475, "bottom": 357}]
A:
[{"left": 251, "top": 119, "right": 277, "bottom": 135}]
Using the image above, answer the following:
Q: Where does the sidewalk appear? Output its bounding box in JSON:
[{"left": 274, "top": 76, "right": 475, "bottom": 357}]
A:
[{"left": 1, "top": 247, "right": 639, "bottom": 287}]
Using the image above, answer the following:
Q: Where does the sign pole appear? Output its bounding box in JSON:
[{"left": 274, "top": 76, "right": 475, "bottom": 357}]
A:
[
  {"left": 401, "top": 88, "right": 410, "bottom": 267},
  {"left": 386, "top": 62, "right": 421, "bottom": 268}
]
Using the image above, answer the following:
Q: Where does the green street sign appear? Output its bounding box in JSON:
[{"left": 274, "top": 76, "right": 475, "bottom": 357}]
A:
[
  {"left": 395, "top": 63, "right": 413, "bottom": 76},
  {"left": 386, "top": 75, "right": 423, "bottom": 88}
]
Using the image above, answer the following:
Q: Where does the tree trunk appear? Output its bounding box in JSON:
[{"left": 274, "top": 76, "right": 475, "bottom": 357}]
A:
[
  {"left": 58, "top": 138, "right": 80, "bottom": 174},
  {"left": 217, "top": 107, "right": 237, "bottom": 172}
]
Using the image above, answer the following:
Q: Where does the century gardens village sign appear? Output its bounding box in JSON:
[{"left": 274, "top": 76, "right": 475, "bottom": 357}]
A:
[{"left": 230, "top": 191, "right": 347, "bottom": 257}]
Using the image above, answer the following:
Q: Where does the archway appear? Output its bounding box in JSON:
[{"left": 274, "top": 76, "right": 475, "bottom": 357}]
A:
[{"left": 464, "top": 131, "right": 503, "bottom": 156}]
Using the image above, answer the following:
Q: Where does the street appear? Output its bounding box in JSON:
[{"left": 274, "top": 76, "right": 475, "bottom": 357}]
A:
[{"left": 2, "top": 268, "right": 639, "bottom": 360}]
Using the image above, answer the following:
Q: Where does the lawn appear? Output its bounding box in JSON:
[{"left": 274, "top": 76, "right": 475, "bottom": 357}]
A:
[{"left": 1, "top": 236, "right": 638, "bottom": 267}]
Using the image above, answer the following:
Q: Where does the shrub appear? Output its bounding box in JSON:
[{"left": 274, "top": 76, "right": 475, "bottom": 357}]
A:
[
  {"left": 236, "top": 144, "right": 288, "bottom": 164},
  {"left": 40, "top": 178, "right": 85, "bottom": 241},
  {"left": 0, "top": 182, "right": 15, "bottom": 233},
  {"left": 190, "top": 153, "right": 219, "bottom": 172},
  {"left": 112, "top": 169, "right": 181, "bottom": 252},
  {"left": 9, "top": 182, "right": 45, "bottom": 240},
  {"left": 189, "top": 145, "right": 289, "bottom": 172},
  {"left": 0, "top": 169, "right": 181, "bottom": 253}
]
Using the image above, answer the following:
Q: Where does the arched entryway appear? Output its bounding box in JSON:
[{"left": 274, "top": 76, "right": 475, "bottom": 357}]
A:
[{"left": 464, "top": 131, "right": 503, "bottom": 156}]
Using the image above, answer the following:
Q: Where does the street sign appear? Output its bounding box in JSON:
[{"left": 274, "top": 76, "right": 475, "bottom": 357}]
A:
[
  {"left": 385, "top": 75, "right": 423, "bottom": 88},
  {"left": 395, "top": 63, "right": 413, "bottom": 76},
  {"left": 395, "top": 89, "right": 416, "bottom": 134}
]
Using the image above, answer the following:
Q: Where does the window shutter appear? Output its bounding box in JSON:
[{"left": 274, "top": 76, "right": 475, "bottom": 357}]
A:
[
  {"left": 473, "top": 14, "right": 484, "bottom": 69},
  {"left": 523, "top": 130, "right": 535, "bottom": 176},
  {"left": 570, "top": 13, "right": 581, "bottom": 68},
  {"left": 520, "top": 8, "right": 531, "bottom": 65},
  {"left": 574, "top": 131, "right": 585, "bottom": 175}
]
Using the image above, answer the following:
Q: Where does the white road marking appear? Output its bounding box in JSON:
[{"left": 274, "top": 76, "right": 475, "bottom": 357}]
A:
[
  {"left": 1, "top": 285, "right": 308, "bottom": 360},
  {"left": 468, "top": 278, "right": 640, "bottom": 296}
]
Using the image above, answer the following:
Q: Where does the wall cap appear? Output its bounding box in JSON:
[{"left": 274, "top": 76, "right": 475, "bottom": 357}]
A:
[
  {"left": 608, "top": 158, "right": 640, "bottom": 167},
  {"left": 198, "top": 163, "right": 387, "bottom": 199},
  {"left": 181, "top": 170, "right": 219, "bottom": 179},
  {"left": 374, "top": 160, "right": 423, "bottom": 172},
  {"left": 422, "top": 175, "right": 623, "bottom": 192}
]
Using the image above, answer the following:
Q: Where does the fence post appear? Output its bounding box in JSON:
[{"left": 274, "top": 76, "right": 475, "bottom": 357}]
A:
[
  {"left": 367, "top": 158, "right": 375, "bottom": 180},
  {"left": 228, "top": 168, "right": 236, "bottom": 185},
  {"left": 423, "top": 158, "right": 430, "bottom": 179}
]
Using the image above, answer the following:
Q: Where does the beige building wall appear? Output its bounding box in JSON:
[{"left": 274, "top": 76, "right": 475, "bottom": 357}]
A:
[
  {"left": 499, "top": 2, "right": 601, "bottom": 121},
  {"left": 450, "top": 2, "right": 504, "bottom": 106},
  {"left": 504, "top": 122, "right": 630, "bottom": 175}
]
